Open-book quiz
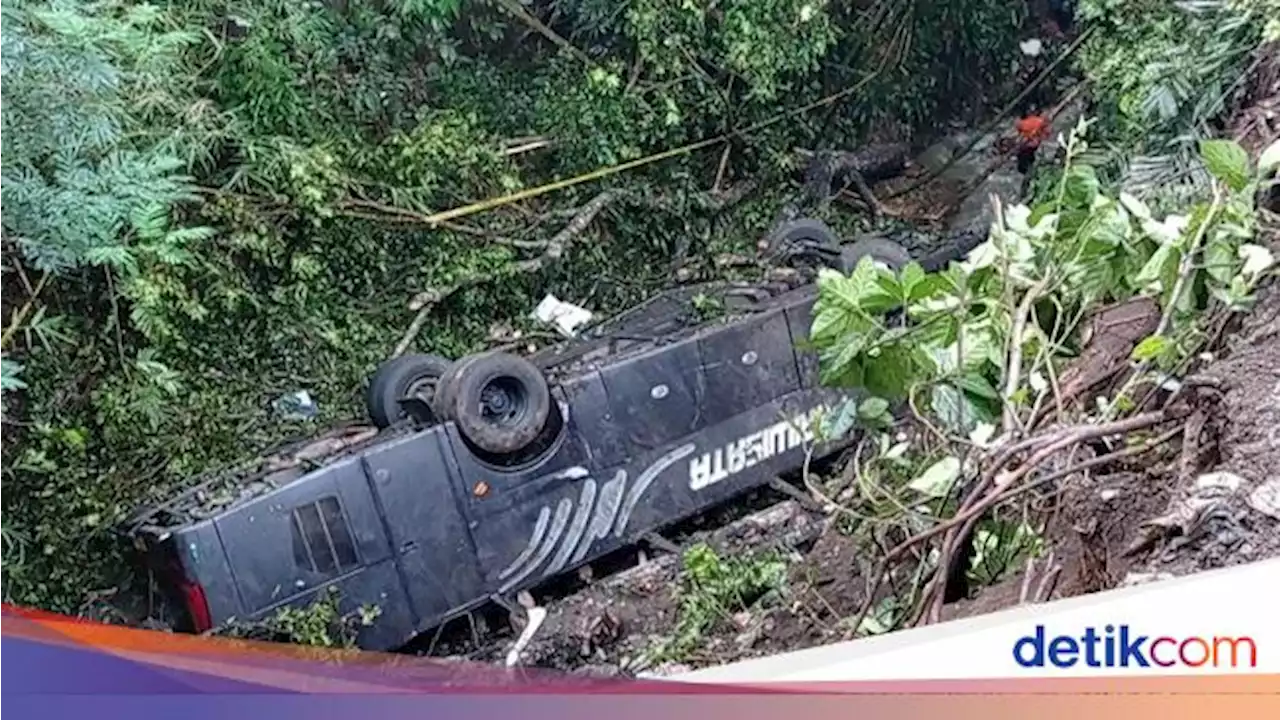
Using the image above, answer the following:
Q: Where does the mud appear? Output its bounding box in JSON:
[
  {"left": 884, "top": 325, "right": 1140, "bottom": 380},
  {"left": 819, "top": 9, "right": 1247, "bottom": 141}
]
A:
[
  {"left": 469, "top": 501, "right": 833, "bottom": 674},
  {"left": 1131, "top": 226, "right": 1280, "bottom": 577}
]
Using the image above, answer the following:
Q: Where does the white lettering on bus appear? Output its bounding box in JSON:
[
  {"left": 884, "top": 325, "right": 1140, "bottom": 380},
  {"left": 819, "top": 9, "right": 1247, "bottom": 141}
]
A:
[{"left": 689, "top": 406, "right": 825, "bottom": 491}]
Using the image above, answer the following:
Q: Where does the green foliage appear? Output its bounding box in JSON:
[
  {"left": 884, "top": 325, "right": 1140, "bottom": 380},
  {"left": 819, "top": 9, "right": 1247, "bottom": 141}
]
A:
[
  {"left": 650, "top": 543, "right": 788, "bottom": 662},
  {"left": 1, "top": 0, "right": 210, "bottom": 272},
  {"left": 808, "top": 123, "right": 1273, "bottom": 624},
  {"left": 1, "top": 358, "right": 28, "bottom": 393},
  {"left": 220, "top": 586, "right": 382, "bottom": 648},
  {"left": 967, "top": 518, "right": 1044, "bottom": 587},
  {"left": 810, "top": 122, "right": 1273, "bottom": 432},
  {"left": 1075, "top": 0, "right": 1274, "bottom": 198},
  {"left": 0, "top": 0, "right": 1026, "bottom": 616}
]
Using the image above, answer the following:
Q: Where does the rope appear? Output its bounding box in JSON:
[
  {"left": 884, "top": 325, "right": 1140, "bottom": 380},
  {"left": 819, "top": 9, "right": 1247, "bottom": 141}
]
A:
[
  {"left": 418, "top": 26, "right": 1095, "bottom": 227},
  {"left": 419, "top": 66, "right": 891, "bottom": 227}
]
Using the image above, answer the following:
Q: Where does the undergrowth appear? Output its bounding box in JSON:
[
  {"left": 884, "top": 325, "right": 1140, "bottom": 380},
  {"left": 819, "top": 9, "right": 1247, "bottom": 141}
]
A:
[
  {"left": 804, "top": 120, "right": 1279, "bottom": 635},
  {"left": 1, "top": 0, "right": 1028, "bottom": 614},
  {"left": 648, "top": 543, "right": 789, "bottom": 663},
  {"left": 216, "top": 586, "right": 383, "bottom": 649}
]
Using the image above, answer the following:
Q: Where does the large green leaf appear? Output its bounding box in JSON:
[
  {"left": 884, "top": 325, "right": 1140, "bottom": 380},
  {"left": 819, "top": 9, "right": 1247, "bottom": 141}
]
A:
[
  {"left": 862, "top": 344, "right": 918, "bottom": 399},
  {"left": 1199, "top": 139, "right": 1251, "bottom": 192},
  {"left": 1063, "top": 165, "right": 1100, "bottom": 209}
]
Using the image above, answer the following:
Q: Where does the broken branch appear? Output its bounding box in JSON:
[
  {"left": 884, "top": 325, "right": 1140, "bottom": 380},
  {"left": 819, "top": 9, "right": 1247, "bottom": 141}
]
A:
[
  {"left": 1002, "top": 277, "right": 1049, "bottom": 433},
  {"left": 390, "top": 191, "right": 614, "bottom": 358},
  {"left": 847, "top": 408, "right": 1186, "bottom": 635}
]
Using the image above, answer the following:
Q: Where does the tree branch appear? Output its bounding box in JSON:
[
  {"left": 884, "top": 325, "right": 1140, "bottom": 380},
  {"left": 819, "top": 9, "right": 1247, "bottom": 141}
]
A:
[{"left": 390, "top": 191, "right": 615, "bottom": 358}]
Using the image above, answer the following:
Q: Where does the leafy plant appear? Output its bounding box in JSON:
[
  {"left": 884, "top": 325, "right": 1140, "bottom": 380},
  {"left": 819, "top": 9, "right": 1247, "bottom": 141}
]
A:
[
  {"left": 810, "top": 121, "right": 1273, "bottom": 436},
  {"left": 219, "top": 586, "right": 381, "bottom": 648},
  {"left": 650, "top": 543, "right": 788, "bottom": 662},
  {"left": 805, "top": 121, "right": 1275, "bottom": 628},
  {"left": 1, "top": 0, "right": 209, "bottom": 272},
  {"left": 1075, "top": 0, "right": 1275, "bottom": 199}
]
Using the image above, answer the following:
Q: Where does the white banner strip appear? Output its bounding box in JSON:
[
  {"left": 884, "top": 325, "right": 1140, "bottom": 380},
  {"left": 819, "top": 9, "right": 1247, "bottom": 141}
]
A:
[{"left": 670, "top": 558, "right": 1280, "bottom": 681}]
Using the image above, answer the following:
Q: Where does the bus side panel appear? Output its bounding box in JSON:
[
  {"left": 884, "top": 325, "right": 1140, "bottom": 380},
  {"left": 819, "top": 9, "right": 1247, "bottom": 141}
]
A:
[
  {"left": 782, "top": 292, "right": 821, "bottom": 388},
  {"left": 253, "top": 559, "right": 418, "bottom": 651},
  {"left": 215, "top": 456, "right": 392, "bottom": 613},
  {"left": 360, "top": 429, "right": 487, "bottom": 629}
]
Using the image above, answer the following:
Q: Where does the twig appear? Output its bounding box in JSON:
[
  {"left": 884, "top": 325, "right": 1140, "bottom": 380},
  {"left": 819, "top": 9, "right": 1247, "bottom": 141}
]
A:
[
  {"left": 848, "top": 410, "right": 1183, "bottom": 633},
  {"left": 390, "top": 192, "right": 614, "bottom": 358},
  {"left": 494, "top": 0, "right": 595, "bottom": 67},
  {"left": 501, "top": 138, "right": 554, "bottom": 157},
  {"left": 625, "top": 56, "right": 644, "bottom": 94},
  {"left": 104, "top": 267, "right": 127, "bottom": 369},
  {"left": 1158, "top": 184, "right": 1223, "bottom": 339},
  {"left": 1018, "top": 555, "right": 1039, "bottom": 604},
  {"left": 1034, "top": 561, "right": 1062, "bottom": 603},
  {"left": 768, "top": 476, "right": 826, "bottom": 513},
  {"left": 919, "top": 423, "right": 1183, "bottom": 624},
  {"left": 1017, "top": 425, "right": 1182, "bottom": 500},
  {"left": 1002, "top": 277, "right": 1050, "bottom": 433},
  {"left": 908, "top": 383, "right": 954, "bottom": 447},
  {"left": 1, "top": 272, "right": 50, "bottom": 352},
  {"left": 713, "top": 143, "right": 732, "bottom": 194},
  {"left": 340, "top": 199, "right": 549, "bottom": 250},
  {"left": 10, "top": 256, "right": 35, "bottom": 296},
  {"left": 992, "top": 410, "right": 1180, "bottom": 489},
  {"left": 1106, "top": 183, "right": 1224, "bottom": 417}
]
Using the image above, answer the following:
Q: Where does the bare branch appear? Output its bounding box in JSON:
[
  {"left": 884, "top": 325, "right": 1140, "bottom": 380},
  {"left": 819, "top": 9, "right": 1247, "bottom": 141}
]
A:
[{"left": 391, "top": 191, "right": 615, "bottom": 358}]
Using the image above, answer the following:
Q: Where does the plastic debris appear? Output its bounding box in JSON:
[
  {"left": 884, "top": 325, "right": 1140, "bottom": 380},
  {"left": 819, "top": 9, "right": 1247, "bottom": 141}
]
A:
[
  {"left": 1195, "top": 471, "right": 1245, "bottom": 494},
  {"left": 1019, "top": 38, "right": 1044, "bottom": 57},
  {"left": 532, "top": 294, "right": 594, "bottom": 337},
  {"left": 1138, "top": 471, "right": 1246, "bottom": 550},
  {"left": 1147, "top": 471, "right": 1243, "bottom": 526},
  {"left": 273, "top": 390, "right": 318, "bottom": 421}
]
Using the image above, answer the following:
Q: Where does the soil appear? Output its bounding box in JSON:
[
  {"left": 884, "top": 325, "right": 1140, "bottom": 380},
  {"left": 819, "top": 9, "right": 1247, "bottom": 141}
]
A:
[{"left": 469, "top": 501, "right": 841, "bottom": 675}]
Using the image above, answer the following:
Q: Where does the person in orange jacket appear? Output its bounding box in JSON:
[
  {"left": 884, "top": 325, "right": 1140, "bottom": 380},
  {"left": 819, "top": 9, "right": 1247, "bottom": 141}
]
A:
[{"left": 1014, "top": 111, "right": 1051, "bottom": 174}]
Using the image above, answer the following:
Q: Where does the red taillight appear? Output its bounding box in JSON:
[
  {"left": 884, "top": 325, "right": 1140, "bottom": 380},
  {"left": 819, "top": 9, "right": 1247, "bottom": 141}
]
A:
[{"left": 178, "top": 580, "right": 213, "bottom": 633}]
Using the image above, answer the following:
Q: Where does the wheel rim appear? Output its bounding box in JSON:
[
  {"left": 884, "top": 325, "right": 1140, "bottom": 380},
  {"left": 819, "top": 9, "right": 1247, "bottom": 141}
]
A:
[
  {"left": 479, "top": 378, "right": 528, "bottom": 427},
  {"left": 400, "top": 376, "right": 440, "bottom": 421},
  {"left": 405, "top": 376, "right": 438, "bottom": 404}
]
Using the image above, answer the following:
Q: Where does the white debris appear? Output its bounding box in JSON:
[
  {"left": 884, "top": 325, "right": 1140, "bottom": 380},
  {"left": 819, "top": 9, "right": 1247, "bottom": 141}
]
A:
[
  {"left": 1247, "top": 477, "right": 1280, "bottom": 520},
  {"left": 272, "top": 390, "right": 318, "bottom": 421},
  {"left": 532, "top": 294, "right": 594, "bottom": 337},
  {"left": 505, "top": 606, "right": 547, "bottom": 667},
  {"left": 1195, "top": 471, "right": 1245, "bottom": 495},
  {"left": 1141, "top": 471, "right": 1245, "bottom": 535},
  {"left": 1019, "top": 38, "right": 1044, "bottom": 57}
]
